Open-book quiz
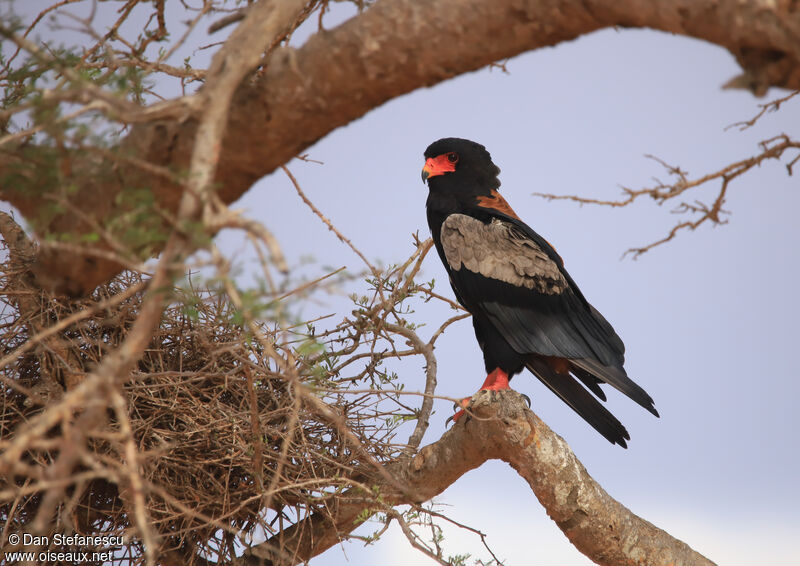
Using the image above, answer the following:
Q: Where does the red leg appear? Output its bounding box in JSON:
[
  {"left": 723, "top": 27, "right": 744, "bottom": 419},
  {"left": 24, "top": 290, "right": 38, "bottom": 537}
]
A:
[
  {"left": 449, "top": 368, "right": 512, "bottom": 424},
  {"left": 479, "top": 367, "right": 510, "bottom": 391}
]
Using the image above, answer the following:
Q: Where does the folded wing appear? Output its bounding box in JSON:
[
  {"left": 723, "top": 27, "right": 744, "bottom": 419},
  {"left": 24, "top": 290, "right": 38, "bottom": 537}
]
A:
[{"left": 440, "top": 213, "right": 657, "bottom": 417}]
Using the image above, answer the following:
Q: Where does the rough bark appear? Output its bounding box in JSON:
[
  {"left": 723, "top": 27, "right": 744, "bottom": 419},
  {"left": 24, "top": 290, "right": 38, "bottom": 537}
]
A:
[
  {"left": 239, "top": 391, "right": 715, "bottom": 566},
  {"left": 1, "top": 0, "right": 798, "bottom": 295}
]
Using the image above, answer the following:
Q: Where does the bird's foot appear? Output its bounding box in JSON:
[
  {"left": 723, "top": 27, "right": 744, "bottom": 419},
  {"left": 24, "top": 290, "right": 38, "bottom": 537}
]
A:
[
  {"left": 445, "top": 397, "right": 471, "bottom": 426},
  {"left": 446, "top": 389, "right": 531, "bottom": 426},
  {"left": 446, "top": 368, "right": 528, "bottom": 426}
]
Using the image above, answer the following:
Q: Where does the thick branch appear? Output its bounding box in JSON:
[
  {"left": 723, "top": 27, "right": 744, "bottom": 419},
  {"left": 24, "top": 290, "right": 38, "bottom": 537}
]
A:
[
  {"left": 3, "top": 0, "right": 800, "bottom": 295},
  {"left": 241, "top": 392, "right": 715, "bottom": 566}
]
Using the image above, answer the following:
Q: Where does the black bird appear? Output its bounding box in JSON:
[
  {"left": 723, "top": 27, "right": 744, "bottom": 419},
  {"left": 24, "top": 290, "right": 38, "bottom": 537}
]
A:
[{"left": 422, "top": 137, "right": 658, "bottom": 447}]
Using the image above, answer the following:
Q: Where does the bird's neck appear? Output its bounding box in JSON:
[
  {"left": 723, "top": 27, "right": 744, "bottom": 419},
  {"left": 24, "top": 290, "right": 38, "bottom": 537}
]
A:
[
  {"left": 426, "top": 182, "right": 496, "bottom": 232},
  {"left": 426, "top": 190, "right": 463, "bottom": 234}
]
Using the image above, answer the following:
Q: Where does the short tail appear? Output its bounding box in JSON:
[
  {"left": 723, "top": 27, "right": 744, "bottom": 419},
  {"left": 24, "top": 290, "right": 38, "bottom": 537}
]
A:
[
  {"left": 571, "top": 358, "right": 659, "bottom": 418},
  {"left": 525, "top": 357, "right": 631, "bottom": 447}
]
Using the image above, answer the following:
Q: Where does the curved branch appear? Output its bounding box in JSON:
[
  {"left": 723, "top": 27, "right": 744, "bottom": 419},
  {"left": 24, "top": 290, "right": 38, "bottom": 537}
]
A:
[
  {"left": 240, "top": 392, "right": 715, "bottom": 566},
  {"left": 3, "top": 0, "right": 800, "bottom": 295}
]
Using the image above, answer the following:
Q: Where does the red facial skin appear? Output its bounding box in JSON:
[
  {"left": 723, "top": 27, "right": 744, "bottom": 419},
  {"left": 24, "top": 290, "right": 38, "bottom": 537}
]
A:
[{"left": 422, "top": 153, "right": 458, "bottom": 180}]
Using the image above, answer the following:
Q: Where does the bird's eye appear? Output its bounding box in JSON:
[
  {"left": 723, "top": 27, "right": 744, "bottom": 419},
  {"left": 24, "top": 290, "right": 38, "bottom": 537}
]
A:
[{"left": 447, "top": 152, "right": 459, "bottom": 163}]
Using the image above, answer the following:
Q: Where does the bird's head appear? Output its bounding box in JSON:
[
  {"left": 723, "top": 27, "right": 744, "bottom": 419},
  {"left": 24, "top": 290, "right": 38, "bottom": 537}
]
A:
[{"left": 421, "top": 138, "right": 501, "bottom": 191}]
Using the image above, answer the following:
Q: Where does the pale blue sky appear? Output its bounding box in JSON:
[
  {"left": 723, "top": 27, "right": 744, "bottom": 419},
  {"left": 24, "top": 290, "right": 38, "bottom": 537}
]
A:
[{"left": 5, "top": 2, "right": 799, "bottom": 565}]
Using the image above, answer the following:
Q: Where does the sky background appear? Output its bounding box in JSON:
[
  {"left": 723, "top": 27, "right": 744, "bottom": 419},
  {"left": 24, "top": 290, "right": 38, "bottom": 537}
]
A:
[{"left": 4, "top": 2, "right": 800, "bottom": 565}]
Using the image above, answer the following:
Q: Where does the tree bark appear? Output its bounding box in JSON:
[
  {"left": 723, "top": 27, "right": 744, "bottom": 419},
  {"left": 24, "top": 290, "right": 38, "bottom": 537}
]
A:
[
  {"left": 239, "top": 392, "right": 715, "bottom": 566},
  {"left": 2, "top": 0, "right": 799, "bottom": 295}
]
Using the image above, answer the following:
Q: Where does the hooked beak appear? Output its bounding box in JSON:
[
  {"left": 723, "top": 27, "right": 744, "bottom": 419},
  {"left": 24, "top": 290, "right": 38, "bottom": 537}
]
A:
[{"left": 421, "top": 156, "right": 452, "bottom": 184}]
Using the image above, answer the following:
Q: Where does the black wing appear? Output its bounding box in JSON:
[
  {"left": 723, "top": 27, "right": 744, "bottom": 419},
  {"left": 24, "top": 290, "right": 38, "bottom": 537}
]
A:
[{"left": 439, "top": 212, "right": 657, "bottom": 416}]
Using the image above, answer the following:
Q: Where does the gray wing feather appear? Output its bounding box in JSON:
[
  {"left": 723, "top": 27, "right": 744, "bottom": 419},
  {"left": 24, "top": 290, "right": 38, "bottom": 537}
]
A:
[{"left": 440, "top": 214, "right": 567, "bottom": 295}]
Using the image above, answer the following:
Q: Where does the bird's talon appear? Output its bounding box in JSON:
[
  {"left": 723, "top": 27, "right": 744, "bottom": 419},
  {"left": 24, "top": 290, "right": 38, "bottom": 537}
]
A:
[
  {"left": 521, "top": 393, "right": 531, "bottom": 407},
  {"left": 446, "top": 399, "right": 471, "bottom": 426}
]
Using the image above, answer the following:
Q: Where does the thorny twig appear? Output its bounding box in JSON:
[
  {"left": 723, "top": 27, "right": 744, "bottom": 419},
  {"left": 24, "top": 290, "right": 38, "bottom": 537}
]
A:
[
  {"left": 726, "top": 90, "right": 799, "bottom": 131},
  {"left": 282, "top": 164, "right": 379, "bottom": 276},
  {"left": 534, "top": 133, "right": 800, "bottom": 258}
]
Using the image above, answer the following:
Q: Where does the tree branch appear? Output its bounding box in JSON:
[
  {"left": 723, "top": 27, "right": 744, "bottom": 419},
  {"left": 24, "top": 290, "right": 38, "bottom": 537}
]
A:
[
  {"left": 239, "top": 392, "right": 715, "bottom": 566},
  {"left": 533, "top": 134, "right": 800, "bottom": 258},
  {"left": 3, "top": 0, "right": 799, "bottom": 295}
]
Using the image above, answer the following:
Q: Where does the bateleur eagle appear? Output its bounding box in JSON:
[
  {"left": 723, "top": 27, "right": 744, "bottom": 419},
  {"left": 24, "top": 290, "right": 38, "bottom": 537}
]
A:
[{"left": 422, "top": 137, "right": 658, "bottom": 447}]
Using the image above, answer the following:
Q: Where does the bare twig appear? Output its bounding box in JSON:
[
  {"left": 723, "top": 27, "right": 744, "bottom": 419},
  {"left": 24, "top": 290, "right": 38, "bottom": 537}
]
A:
[
  {"left": 726, "top": 90, "right": 799, "bottom": 131},
  {"left": 534, "top": 135, "right": 800, "bottom": 258},
  {"left": 282, "top": 164, "right": 378, "bottom": 276},
  {"left": 209, "top": 6, "right": 249, "bottom": 34}
]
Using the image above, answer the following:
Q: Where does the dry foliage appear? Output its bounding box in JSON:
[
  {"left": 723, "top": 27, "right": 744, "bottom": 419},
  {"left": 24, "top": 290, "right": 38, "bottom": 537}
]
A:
[{"left": 0, "top": 209, "right": 458, "bottom": 564}]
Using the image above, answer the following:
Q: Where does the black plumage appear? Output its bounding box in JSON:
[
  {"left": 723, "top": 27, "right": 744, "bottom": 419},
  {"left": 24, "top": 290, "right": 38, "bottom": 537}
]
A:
[{"left": 422, "top": 138, "right": 658, "bottom": 447}]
